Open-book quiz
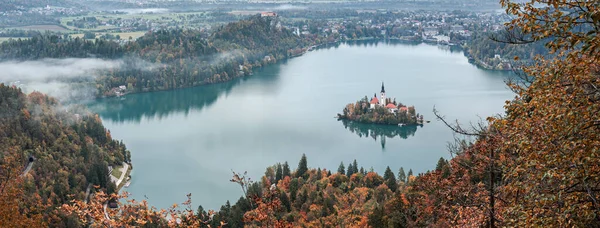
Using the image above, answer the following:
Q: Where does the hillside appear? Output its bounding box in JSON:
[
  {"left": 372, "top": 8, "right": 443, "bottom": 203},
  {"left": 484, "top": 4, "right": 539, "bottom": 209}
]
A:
[
  {"left": 0, "top": 83, "right": 130, "bottom": 226},
  {"left": 0, "top": 15, "right": 308, "bottom": 98}
]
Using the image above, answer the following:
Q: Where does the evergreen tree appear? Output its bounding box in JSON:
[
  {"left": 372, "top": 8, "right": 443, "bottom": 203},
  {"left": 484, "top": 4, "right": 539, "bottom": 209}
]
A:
[
  {"left": 407, "top": 169, "right": 413, "bottom": 181},
  {"left": 289, "top": 178, "right": 299, "bottom": 201},
  {"left": 282, "top": 161, "right": 291, "bottom": 177},
  {"left": 316, "top": 167, "right": 322, "bottom": 180},
  {"left": 352, "top": 159, "right": 359, "bottom": 174},
  {"left": 279, "top": 192, "right": 291, "bottom": 212},
  {"left": 367, "top": 206, "right": 385, "bottom": 228},
  {"left": 384, "top": 166, "right": 398, "bottom": 192},
  {"left": 337, "top": 162, "right": 345, "bottom": 174},
  {"left": 360, "top": 167, "right": 365, "bottom": 175},
  {"left": 398, "top": 167, "right": 406, "bottom": 183},
  {"left": 435, "top": 157, "right": 451, "bottom": 178},
  {"left": 197, "top": 205, "right": 208, "bottom": 219},
  {"left": 346, "top": 163, "right": 354, "bottom": 177},
  {"left": 275, "top": 163, "right": 283, "bottom": 181},
  {"left": 296, "top": 154, "right": 308, "bottom": 178},
  {"left": 327, "top": 170, "right": 332, "bottom": 176},
  {"left": 435, "top": 157, "right": 446, "bottom": 171}
]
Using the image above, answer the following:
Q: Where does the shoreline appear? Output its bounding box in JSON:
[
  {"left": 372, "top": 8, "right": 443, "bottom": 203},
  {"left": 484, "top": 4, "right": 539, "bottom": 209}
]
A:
[
  {"left": 96, "top": 38, "right": 509, "bottom": 101},
  {"left": 337, "top": 117, "right": 424, "bottom": 127}
]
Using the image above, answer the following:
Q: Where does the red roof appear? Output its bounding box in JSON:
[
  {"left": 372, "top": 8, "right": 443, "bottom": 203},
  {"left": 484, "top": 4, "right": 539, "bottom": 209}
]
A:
[
  {"left": 370, "top": 97, "right": 379, "bottom": 104},
  {"left": 386, "top": 103, "right": 397, "bottom": 109},
  {"left": 399, "top": 106, "right": 408, "bottom": 111}
]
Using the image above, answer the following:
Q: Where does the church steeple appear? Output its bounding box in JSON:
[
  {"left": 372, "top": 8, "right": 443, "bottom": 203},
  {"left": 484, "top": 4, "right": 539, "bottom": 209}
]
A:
[{"left": 380, "top": 82, "right": 386, "bottom": 106}]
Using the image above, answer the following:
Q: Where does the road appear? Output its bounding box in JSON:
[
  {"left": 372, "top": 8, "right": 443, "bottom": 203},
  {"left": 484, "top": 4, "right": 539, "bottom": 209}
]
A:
[
  {"left": 21, "top": 161, "right": 33, "bottom": 177},
  {"left": 110, "top": 162, "right": 129, "bottom": 187},
  {"left": 104, "top": 162, "right": 129, "bottom": 221}
]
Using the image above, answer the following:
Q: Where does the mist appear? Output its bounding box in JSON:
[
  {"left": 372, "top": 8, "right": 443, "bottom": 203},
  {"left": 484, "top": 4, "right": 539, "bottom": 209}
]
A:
[
  {"left": 272, "top": 4, "right": 308, "bottom": 11},
  {"left": 0, "top": 58, "right": 158, "bottom": 101}
]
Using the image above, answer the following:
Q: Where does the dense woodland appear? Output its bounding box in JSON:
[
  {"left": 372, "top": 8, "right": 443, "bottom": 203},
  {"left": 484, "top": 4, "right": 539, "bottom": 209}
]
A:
[
  {"left": 465, "top": 31, "right": 549, "bottom": 70},
  {"left": 0, "top": 15, "right": 307, "bottom": 97},
  {"left": 0, "top": 84, "right": 130, "bottom": 226}
]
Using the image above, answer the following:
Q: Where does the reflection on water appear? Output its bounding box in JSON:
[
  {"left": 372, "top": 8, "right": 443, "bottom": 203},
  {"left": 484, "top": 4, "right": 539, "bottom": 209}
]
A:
[
  {"left": 340, "top": 119, "right": 420, "bottom": 150},
  {"left": 89, "top": 63, "right": 283, "bottom": 123}
]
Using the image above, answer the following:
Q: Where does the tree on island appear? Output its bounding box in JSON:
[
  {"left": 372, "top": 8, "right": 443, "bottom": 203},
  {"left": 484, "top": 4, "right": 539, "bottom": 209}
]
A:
[{"left": 338, "top": 96, "right": 419, "bottom": 125}]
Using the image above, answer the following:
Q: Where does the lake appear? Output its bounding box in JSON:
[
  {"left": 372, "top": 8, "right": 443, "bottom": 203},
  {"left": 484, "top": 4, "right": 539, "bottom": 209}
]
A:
[{"left": 89, "top": 40, "right": 515, "bottom": 210}]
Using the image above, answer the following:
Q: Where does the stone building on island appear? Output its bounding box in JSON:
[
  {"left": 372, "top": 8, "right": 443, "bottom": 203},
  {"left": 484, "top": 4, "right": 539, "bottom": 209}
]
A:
[{"left": 369, "top": 82, "right": 405, "bottom": 114}]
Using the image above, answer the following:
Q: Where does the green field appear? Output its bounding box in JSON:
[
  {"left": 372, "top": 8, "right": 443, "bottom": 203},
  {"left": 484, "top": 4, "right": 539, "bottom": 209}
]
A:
[
  {"left": 111, "top": 165, "right": 123, "bottom": 179},
  {"left": 10, "top": 24, "right": 68, "bottom": 31},
  {"left": 60, "top": 11, "right": 207, "bottom": 31}
]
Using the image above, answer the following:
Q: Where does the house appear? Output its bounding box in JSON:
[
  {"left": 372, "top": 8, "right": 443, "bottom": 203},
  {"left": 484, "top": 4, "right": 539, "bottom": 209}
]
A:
[
  {"left": 261, "top": 12, "right": 277, "bottom": 17},
  {"left": 399, "top": 106, "right": 408, "bottom": 113},
  {"left": 386, "top": 103, "right": 398, "bottom": 113},
  {"left": 370, "top": 94, "right": 379, "bottom": 109}
]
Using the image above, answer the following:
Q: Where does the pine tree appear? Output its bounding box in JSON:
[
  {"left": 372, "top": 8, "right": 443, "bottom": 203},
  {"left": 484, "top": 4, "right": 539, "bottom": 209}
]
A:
[
  {"left": 279, "top": 192, "right": 291, "bottom": 212},
  {"left": 435, "top": 157, "right": 446, "bottom": 171},
  {"left": 316, "top": 167, "right": 322, "bottom": 180},
  {"left": 367, "top": 206, "right": 385, "bottom": 227},
  {"left": 360, "top": 167, "right": 365, "bottom": 175},
  {"left": 337, "top": 162, "right": 345, "bottom": 174},
  {"left": 407, "top": 169, "right": 413, "bottom": 182},
  {"left": 282, "top": 161, "right": 291, "bottom": 177},
  {"left": 275, "top": 163, "right": 283, "bottom": 181},
  {"left": 398, "top": 167, "right": 406, "bottom": 183},
  {"left": 346, "top": 163, "right": 354, "bottom": 177},
  {"left": 384, "top": 166, "right": 398, "bottom": 192},
  {"left": 289, "top": 178, "right": 299, "bottom": 201},
  {"left": 352, "top": 159, "right": 359, "bottom": 174},
  {"left": 296, "top": 154, "right": 308, "bottom": 178}
]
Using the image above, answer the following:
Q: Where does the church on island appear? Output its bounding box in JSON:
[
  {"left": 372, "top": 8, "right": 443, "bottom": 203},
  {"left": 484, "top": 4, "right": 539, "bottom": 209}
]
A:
[{"left": 369, "top": 82, "right": 408, "bottom": 114}]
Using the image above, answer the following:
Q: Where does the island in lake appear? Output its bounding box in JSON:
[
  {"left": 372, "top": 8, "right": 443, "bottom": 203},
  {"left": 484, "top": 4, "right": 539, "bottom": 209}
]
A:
[{"left": 337, "top": 82, "right": 424, "bottom": 125}]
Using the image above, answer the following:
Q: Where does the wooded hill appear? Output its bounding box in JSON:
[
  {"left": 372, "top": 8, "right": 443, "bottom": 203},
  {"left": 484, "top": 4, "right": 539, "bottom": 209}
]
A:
[
  {"left": 0, "top": 15, "right": 307, "bottom": 97},
  {"left": 0, "top": 84, "right": 130, "bottom": 226}
]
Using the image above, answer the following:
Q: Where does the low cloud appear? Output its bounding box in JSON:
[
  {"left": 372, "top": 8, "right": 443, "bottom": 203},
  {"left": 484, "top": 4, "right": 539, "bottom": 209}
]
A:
[
  {"left": 0, "top": 58, "right": 158, "bottom": 101},
  {"left": 0, "top": 58, "right": 122, "bottom": 82},
  {"left": 211, "top": 50, "right": 246, "bottom": 65},
  {"left": 272, "top": 4, "right": 307, "bottom": 11}
]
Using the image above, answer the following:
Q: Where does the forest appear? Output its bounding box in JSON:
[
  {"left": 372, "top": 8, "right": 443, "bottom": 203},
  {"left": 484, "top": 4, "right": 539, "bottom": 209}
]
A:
[
  {"left": 464, "top": 31, "right": 549, "bottom": 70},
  {"left": 0, "top": 84, "right": 130, "bottom": 226},
  {"left": 0, "top": 15, "right": 308, "bottom": 97}
]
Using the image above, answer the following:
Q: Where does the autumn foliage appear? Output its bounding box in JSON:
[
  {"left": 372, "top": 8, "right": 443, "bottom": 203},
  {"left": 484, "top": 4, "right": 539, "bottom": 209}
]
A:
[{"left": 3, "top": 0, "right": 600, "bottom": 227}]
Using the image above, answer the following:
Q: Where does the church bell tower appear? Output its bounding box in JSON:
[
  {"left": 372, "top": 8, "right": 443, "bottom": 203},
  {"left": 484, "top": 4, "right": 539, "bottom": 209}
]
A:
[{"left": 380, "top": 82, "right": 386, "bottom": 106}]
